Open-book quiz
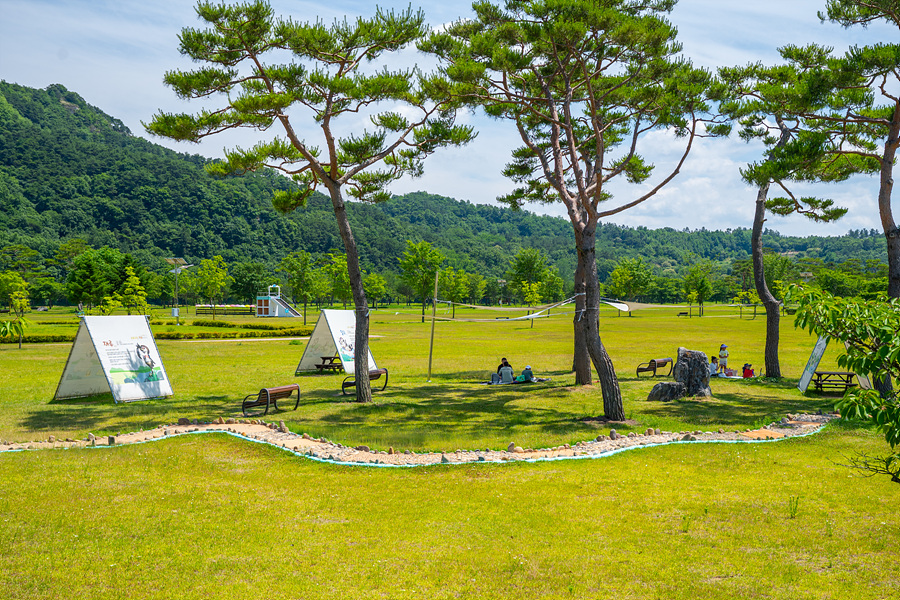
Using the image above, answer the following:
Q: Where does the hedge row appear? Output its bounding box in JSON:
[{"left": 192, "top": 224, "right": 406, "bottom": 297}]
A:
[
  {"left": 155, "top": 327, "right": 313, "bottom": 340},
  {"left": 190, "top": 319, "right": 302, "bottom": 331},
  {"left": 3, "top": 327, "right": 313, "bottom": 344},
  {"left": 2, "top": 334, "right": 75, "bottom": 343}
]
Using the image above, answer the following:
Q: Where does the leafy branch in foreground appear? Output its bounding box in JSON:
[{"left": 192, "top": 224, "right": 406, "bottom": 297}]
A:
[{"left": 789, "top": 284, "right": 900, "bottom": 484}]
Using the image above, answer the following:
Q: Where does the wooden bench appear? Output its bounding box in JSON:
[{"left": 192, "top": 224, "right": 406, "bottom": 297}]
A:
[
  {"left": 241, "top": 384, "right": 300, "bottom": 417},
  {"left": 812, "top": 371, "right": 857, "bottom": 394},
  {"left": 636, "top": 358, "right": 673, "bottom": 377},
  {"left": 196, "top": 306, "right": 255, "bottom": 316},
  {"left": 315, "top": 355, "right": 343, "bottom": 373},
  {"left": 676, "top": 311, "right": 688, "bottom": 317},
  {"left": 342, "top": 368, "right": 389, "bottom": 395}
]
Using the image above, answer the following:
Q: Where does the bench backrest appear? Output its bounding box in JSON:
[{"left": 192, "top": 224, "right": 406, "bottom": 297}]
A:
[{"left": 261, "top": 384, "right": 299, "bottom": 401}]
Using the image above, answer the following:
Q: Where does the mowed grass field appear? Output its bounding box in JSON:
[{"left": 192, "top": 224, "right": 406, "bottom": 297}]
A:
[{"left": 1, "top": 304, "right": 897, "bottom": 599}]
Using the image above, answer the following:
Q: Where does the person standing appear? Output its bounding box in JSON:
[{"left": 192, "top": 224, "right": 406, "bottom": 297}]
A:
[{"left": 718, "top": 344, "right": 729, "bottom": 374}]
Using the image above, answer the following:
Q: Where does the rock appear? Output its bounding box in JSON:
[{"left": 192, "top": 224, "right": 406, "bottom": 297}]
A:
[
  {"left": 226, "top": 418, "right": 235, "bottom": 424},
  {"left": 405, "top": 450, "right": 411, "bottom": 454},
  {"left": 164, "top": 429, "right": 170, "bottom": 436},
  {"left": 718, "top": 429, "right": 724, "bottom": 434},
  {"left": 478, "top": 455, "right": 486, "bottom": 462},
  {"left": 654, "top": 428, "right": 661, "bottom": 435},
  {"left": 645, "top": 428, "right": 655, "bottom": 436},
  {"left": 48, "top": 435, "right": 56, "bottom": 443},
  {"left": 507, "top": 442, "right": 517, "bottom": 452},
  {"left": 441, "top": 454, "right": 450, "bottom": 463},
  {"left": 681, "top": 434, "right": 693, "bottom": 441},
  {"left": 108, "top": 436, "right": 116, "bottom": 446},
  {"left": 191, "top": 419, "right": 198, "bottom": 425},
  {"left": 279, "top": 421, "right": 287, "bottom": 433},
  {"left": 627, "top": 432, "right": 636, "bottom": 438},
  {"left": 388, "top": 447, "right": 394, "bottom": 455},
  {"left": 302, "top": 433, "right": 311, "bottom": 439},
  {"left": 673, "top": 347, "right": 712, "bottom": 397},
  {"left": 647, "top": 381, "right": 687, "bottom": 402},
  {"left": 355, "top": 445, "right": 370, "bottom": 452},
  {"left": 178, "top": 418, "right": 190, "bottom": 426},
  {"left": 595, "top": 434, "right": 606, "bottom": 441},
  {"left": 781, "top": 417, "right": 789, "bottom": 424},
  {"left": 513, "top": 446, "right": 524, "bottom": 453}
]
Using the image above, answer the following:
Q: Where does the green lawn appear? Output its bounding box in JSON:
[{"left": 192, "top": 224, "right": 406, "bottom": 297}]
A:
[{"left": 1, "top": 304, "right": 896, "bottom": 599}]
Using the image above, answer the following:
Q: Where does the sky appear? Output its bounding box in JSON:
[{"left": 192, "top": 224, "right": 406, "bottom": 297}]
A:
[{"left": 0, "top": 0, "right": 895, "bottom": 237}]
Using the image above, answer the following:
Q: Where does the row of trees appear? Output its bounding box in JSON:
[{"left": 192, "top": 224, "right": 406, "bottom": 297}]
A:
[
  {"left": 145, "top": 0, "right": 900, "bottom": 417},
  {"left": 604, "top": 254, "right": 888, "bottom": 308}
]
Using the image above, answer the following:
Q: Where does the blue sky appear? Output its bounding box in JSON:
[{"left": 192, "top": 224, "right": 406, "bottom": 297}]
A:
[{"left": 0, "top": 0, "right": 895, "bottom": 237}]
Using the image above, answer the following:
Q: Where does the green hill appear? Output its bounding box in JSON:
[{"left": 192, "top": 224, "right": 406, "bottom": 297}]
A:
[{"left": 0, "top": 81, "right": 886, "bottom": 285}]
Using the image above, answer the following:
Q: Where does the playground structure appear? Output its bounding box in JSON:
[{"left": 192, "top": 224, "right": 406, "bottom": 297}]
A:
[{"left": 256, "top": 285, "right": 302, "bottom": 318}]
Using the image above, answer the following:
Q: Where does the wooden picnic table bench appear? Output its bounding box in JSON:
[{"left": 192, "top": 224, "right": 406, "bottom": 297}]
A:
[
  {"left": 342, "top": 368, "right": 389, "bottom": 395},
  {"left": 636, "top": 357, "right": 673, "bottom": 377},
  {"left": 813, "top": 371, "right": 857, "bottom": 393},
  {"left": 315, "top": 355, "right": 343, "bottom": 373},
  {"left": 241, "top": 384, "right": 300, "bottom": 417}
]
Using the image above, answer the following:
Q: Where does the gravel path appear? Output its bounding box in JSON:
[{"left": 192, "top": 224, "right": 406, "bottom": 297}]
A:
[{"left": 0, "top": 414, "right": 838, "bottom": 466}]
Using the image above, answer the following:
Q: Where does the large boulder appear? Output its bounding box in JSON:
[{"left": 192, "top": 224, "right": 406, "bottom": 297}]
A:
[
  {"left": 647, "top": 381, "right": 686, "bottom": 402},
  {"left": 673, "top": 347, "right": 711, "bottom": 397}
]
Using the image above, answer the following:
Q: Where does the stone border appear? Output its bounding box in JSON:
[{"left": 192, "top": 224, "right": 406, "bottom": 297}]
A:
[{"left": 0, "top": 414, "right": 838, "bottom": 466}]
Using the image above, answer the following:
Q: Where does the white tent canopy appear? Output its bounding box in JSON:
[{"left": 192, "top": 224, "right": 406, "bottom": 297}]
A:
[{"left": 295, "top": 310, "right": 376, "bottom": 375}]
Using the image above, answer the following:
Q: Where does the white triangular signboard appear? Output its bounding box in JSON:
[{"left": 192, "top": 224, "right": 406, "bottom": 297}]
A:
[
  {"left": 55, "top": 316, "right": 173, "bottom": 403},
  {"left": 295, "top": 309, "right": 376, "bottom": 375}
]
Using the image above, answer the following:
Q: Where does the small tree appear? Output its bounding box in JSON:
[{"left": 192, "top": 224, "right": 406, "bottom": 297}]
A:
[
  {"left": 466, "top": 272, "right": 487, "bottom": 305},
  {"left": 607, "top": 258, "right": 653, "bottom": 301},
  {"left": 505, "top": 248, "right": 548, "bottom": 304},
  {"left": 363, "top": 273, "right": 387, "bottom": 309},
  {"left": 539, "top": 269, "right": 565, "bottom": 303},
  {"left": 9, "top": 289, "right": 30, "bottom": 348},
  {"left": 230, "top": 262, "right": 275, "bottom": 305},
  {"left": 399, "top": 240, "right": 444, "bottom": 322},
  {"left": 683, "top": 261, "right": 713, "bottom": 316},
  {"left": 322, "top": 253, "right": 351, "bottom": 308},
  {"left": 194, "top": 256, "right": 231, "bottom": 319},
  {"left": 439, "top": 267, "right": 469, "bottom": 318},
  {"left": 118, "top": 266, "right": 150, "bottom": 315},
  {"left": 146, "top": 0, "right": 474, "bottom": 402},
  {"left": 279, "top": 251, "right": 316, "bottom": 324},
  {"left": 0, "top": 271, "right": 27, "bottom": 312}
]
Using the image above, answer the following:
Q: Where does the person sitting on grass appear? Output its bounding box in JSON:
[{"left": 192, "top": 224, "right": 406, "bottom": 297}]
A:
[
  {"left": 498, "top": 362, "right": 515, "bottom": 383},
  {"left": 709, "top": 356, "right": 718, "bottom": 377},
  {"left": 497, "top": 357, "right": 513, "bottom": 373},
  {"left": 515, "top": 365, "right": 535, "bottom": 383}
]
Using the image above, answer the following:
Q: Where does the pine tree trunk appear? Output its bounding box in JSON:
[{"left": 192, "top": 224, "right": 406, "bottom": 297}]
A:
[
  {"left": 327, "top": 186, "right": 371, "bottom": 403},
  {"left": 879, "top": 105, "right": 900, "bottom": 299},
  {"left": 752, "top": 180, "right": 782, "bottom": 378},
  {"left": 572, "top": 250, "right": 592, "bottom": 382},
  {"left": 579, "top": 226, "right": 625, "bottom": 421}
]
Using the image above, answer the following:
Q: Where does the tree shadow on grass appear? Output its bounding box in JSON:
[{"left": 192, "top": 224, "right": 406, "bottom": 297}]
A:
[
  {"left": 636, "top": 391, "right": 835, "bottom": 428},
  {"left": 19, "top": 395, "right": 235, "bottom": 435},
  {"left": 302, "top": 380, "right": 599, "bottom": 440}
]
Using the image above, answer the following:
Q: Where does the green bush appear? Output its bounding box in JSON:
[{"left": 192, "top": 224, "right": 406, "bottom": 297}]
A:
[
  {"left": 2, "top": 334, "right": 75, "bottom": 343},
  {"left": 191, "top": 319, "right": 237, "bottom": 328}
]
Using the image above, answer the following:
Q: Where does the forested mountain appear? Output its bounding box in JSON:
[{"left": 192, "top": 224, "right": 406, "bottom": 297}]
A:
[{"left": 0, "top": 81, "right": 887, "bottom": 286}]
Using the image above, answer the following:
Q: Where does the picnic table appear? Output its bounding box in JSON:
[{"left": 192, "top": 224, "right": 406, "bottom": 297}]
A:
[
  {"left": 315, "top": 355, "right": 343, "bottom": 373},
  {"left": 812, "top": 371, "right": 857, "bottom": 393}
]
